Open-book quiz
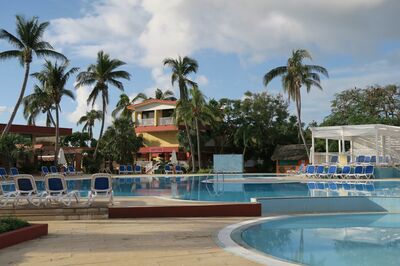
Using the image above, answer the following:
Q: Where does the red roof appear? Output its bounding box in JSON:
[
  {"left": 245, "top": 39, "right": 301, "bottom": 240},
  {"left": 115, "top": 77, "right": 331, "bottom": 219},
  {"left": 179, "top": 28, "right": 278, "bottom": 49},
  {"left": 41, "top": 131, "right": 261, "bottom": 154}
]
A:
[
  {"left": 0, "top": 124, "right": 72, "bottom": 136},
  {"left": 127, "top": 99, "right": 177, "bottom": 110}
]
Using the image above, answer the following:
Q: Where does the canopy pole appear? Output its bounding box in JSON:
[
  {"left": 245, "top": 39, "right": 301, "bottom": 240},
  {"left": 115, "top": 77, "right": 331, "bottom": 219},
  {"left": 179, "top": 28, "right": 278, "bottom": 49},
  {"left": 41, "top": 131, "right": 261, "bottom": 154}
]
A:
[
  {"left": 311, "top": 134, "right": 315, "bottom": 165},
  {"left": 325, "top": 139, "right": 329, "bottom": 164},
  {"left": 338, "top": 139, "right": 341, "bottom": 154},
  {"left": 350, "top": 139, "right": 353, "bottom": 163}
]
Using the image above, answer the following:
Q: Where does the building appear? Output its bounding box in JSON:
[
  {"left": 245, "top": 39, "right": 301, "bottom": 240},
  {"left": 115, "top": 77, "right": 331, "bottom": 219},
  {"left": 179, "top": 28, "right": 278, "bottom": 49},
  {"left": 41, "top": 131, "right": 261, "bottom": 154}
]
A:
[
  {"left": 271, "top": 144, "right": 309, "bottom": 174},
  {"left": 128, "top": 99, "right": 187, "bottom": 162}
]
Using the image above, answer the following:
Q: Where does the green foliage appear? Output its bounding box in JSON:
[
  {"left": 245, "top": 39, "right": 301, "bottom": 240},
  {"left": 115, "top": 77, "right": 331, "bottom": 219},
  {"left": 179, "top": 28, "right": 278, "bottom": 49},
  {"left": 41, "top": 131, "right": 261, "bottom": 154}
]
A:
[
  {"left": 62, "top": 132, "right": 90, "bottom": 147},
  {"left": 0, "top": 134, "right": 31, "bottom": 168},
  {"left": 98, "top": 117, "right": 143, "bottom": 165},
  {"left": 77, "top": 109, "right": 103, "bottom": 139},
  {"left": 0, "top": 217, "right": 29, "bottom": 234}
]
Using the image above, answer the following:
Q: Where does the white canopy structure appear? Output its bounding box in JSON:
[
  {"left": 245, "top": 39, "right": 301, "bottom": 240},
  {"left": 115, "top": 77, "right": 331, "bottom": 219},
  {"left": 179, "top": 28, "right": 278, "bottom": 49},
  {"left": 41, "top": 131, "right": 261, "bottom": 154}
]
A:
[{"left": 310, "top": 124, "right": 400, "bottom": 165}]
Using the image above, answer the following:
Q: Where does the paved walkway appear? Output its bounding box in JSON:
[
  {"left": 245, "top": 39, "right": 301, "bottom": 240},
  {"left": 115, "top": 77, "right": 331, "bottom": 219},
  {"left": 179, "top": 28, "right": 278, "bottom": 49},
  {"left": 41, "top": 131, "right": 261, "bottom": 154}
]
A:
[{"left": 0, "top": 218, "right": 261, "bottom": 266}]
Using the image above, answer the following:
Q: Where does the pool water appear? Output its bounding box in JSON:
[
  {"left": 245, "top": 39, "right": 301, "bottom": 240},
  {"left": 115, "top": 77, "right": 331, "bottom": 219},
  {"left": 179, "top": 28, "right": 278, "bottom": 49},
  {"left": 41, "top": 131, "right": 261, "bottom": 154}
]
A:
[{"left": 240, "top": 213, "right": 400, "bottom": 266}]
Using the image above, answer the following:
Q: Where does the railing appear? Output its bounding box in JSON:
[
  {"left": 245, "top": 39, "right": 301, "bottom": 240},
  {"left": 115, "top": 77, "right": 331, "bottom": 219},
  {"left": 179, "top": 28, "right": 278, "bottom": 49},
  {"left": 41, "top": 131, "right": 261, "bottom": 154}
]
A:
[
  {"left": 159, "top": 117, "right": 174, "bottom": 126},
  {"left": 137, "top": 118, "right": 154, "bottom": 126}
]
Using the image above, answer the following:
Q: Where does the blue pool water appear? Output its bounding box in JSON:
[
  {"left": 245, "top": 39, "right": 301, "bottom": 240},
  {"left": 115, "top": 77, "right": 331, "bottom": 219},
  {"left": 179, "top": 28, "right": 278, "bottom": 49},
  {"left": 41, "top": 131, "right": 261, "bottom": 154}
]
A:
[
  {"left": 2, "top": 175, "right": 400, "bottom": 201},
  {"left": 240, "top": 213, "right": 400, "bottom": 266}
]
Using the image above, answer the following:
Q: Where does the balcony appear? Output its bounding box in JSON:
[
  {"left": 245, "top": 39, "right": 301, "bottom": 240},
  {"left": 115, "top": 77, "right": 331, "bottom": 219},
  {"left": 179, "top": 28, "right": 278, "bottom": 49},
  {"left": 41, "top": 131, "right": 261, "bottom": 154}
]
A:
[
  {"left": 159, "top": 117, "right": 174, "bottom": 126},
  {"left": 137, "top": 118, "right": 154, "bottom": 126}
]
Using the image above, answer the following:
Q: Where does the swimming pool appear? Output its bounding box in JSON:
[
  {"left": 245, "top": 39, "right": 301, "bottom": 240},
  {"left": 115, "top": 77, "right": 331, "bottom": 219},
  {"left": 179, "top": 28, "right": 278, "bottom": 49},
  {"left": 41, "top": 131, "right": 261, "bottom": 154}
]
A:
[
  {"left": 2, "top": 175, "right": 400, "bottom": 201},
  {"left": 239, "top": 213, "right": 400, "bottom": 266}
]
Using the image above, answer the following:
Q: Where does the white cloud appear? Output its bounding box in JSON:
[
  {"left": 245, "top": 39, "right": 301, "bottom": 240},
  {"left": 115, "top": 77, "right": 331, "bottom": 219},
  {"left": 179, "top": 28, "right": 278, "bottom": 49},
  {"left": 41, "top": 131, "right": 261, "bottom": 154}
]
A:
[
  {"left": 0, "top": 106, "right": 8, "bottom": 117},
  {"left": 195, "top": 75, "right": 209, "bottom": 86},
  {"left": 67, "top": 85, "right": 101, "bottom": 124}
]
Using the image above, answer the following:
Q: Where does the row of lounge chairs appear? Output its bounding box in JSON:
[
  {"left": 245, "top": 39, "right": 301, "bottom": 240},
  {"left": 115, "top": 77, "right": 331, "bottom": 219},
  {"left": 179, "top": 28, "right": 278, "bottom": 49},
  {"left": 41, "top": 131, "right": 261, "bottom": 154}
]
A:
[
  {"left": 41, "top": 165, "right": 82, "bottom": 176},
  {"left": 0, "top": 167, "right": 20, "bottom": 180},
  {"left": 303, "top": 164, "right": 374, "bottom": 179},
  {"left": 307, "top": 181, "right": 376, "bottom": 196},
  {"left": 328, "top": 155, "right": 391, "bottom": 165},
  {"left": 118, "top": 164, "right": 184, "bottom": 175},
  {"left": 0, "top": 174, "right": 114, "bottom": 207}
]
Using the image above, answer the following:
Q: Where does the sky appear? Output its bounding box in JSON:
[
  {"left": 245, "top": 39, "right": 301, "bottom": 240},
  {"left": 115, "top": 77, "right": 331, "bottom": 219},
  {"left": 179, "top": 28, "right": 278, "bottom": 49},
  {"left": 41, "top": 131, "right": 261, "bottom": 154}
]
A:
[{"left": 0, "top": 0, "right": 400, "bottom": 134}]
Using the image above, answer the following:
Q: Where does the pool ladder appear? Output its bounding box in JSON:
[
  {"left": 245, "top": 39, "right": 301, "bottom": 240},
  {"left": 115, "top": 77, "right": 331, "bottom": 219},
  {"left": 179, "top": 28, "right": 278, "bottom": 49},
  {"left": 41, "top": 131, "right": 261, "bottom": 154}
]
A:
[{"left": 205, "top": 172, "right": 225, "bottom": 197}]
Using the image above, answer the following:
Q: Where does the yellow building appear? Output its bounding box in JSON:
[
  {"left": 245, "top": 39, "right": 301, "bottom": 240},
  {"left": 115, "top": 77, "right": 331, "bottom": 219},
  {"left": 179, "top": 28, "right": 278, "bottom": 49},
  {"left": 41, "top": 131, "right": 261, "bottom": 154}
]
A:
[{"left": 128, "top": 99, "right": 186, "bottom": 161}]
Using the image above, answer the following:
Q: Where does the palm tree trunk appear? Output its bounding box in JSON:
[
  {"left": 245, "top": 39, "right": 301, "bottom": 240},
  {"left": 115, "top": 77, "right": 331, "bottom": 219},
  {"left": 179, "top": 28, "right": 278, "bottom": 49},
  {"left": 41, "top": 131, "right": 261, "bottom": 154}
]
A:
[
  {"left": 94, "top": 97, "right": 106, "bottom": 157},
  {"left": 48, "top": 111, "right": 56, "bottom": 127},
  {"left": 195, "top": 118, "right": 201, "bottom": 169},
  {"left": 296, "top": 92, "right": 310, "bottom": 160},
  {"left": 2, "top": 63, "right": 30, "bottom": 137},
  {"left": 54, "top": 103, "right": 60, "bottom": 166},
  {"left": 184, "top": 120, "right": 196, "bottom": 172}
]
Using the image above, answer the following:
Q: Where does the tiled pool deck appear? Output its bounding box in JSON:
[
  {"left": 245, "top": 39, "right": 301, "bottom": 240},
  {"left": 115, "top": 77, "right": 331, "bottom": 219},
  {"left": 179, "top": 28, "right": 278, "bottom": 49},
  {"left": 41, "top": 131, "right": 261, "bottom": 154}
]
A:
[{"left": 0, "top": 217, "right": 261, "bottom": 266}]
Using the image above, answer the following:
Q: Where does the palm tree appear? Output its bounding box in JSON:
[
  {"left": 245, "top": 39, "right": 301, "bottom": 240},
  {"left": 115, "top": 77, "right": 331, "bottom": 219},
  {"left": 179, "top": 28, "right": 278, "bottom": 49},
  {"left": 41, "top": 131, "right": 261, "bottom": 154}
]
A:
[
  {"left": 163, "top": 56, "right": 198, "bottom": 171},
  {"left": 112, "top": 92, "right": 147, "bottom": 119},
  {"left": 75, "top": 50, "right": 131, "bottom": 156},
  {"left": 0, "top": 15, "right": 66, "bottom": 136},
  {"left": 32, "top": 60, "right": 78, "bottom": 165},
  {"left": 23, "top": 82, "right": 55, "bottom": 126},
  {"left": 77, "top": 110, "right": 103, "bottom": 139},
  {"left": 155, "top": 88, "right": 176, "bottom": 100},
  {"left": 188, "top": 87, "right": 214, "bottom": 169},
  {"left": 263, "top": 49, "right": 328, "bottom": 159}
]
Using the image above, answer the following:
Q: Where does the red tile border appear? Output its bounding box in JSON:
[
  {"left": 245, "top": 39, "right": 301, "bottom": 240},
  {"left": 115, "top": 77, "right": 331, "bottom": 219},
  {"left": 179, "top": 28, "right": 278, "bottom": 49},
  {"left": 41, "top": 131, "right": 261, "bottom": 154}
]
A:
[
  {"left": 108, "top": 203, "right": 262, "bottom": 218},
  {"left": 0, "top": 224, "right": 48, "bottom": 249}
]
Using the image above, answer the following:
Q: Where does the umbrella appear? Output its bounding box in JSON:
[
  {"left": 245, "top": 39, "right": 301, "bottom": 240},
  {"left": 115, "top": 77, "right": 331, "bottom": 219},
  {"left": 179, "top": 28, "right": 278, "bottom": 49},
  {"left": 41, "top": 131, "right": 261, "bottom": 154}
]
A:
[
  {"left": 171, "top": 150, "right": 178, "bottom": 165},
  {"left": 58, "top": 147, "right": 67, "bottom": 165}
]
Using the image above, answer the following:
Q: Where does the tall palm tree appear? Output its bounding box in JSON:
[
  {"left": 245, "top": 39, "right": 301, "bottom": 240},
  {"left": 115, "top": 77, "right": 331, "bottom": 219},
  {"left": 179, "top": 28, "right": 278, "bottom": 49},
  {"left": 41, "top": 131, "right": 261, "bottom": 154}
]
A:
[
  {"left": 23, "top": 82, "right": 55, "bottom": 126},
  {"left": 263, "top": 49, "right": 328, "bottom": 159},
  {"left": 32, "top": 60, "right": 78, "bottom": 165},
  {"left": 112, "top": 92, "right": 147, "bottom": 119},
  {"left": 75, "top": 50, "right": 131, "bottom": 156},
  {"left": 155, "top": 88, "right": 176, "bottom": 100},
  {"left": 0, "top": 15, "right": 66, "bottom": 136},
  {"left": 77, "top": 110, "right": 103, "bottom": 139},
  {"left": 163, "top": 56, "right": 198, "bottom": 171}
]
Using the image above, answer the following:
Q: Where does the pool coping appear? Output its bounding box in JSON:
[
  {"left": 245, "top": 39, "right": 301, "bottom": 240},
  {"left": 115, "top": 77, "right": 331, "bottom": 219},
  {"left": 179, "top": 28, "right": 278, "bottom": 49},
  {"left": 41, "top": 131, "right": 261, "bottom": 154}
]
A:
[{"left": 216, "top": 212, "right": 389, "bottom": 266}]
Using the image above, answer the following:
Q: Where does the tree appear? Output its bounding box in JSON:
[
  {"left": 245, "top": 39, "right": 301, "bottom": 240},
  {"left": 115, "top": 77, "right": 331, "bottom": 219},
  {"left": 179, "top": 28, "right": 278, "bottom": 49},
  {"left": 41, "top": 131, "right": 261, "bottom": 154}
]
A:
[
  {"left": 62, "top": 132, "right": 90, "bottom": 148},
  {"left": 77, "top": 110, "right": 103, "bottom": 139},
  {"left": 112, "top": 93, "right": 147, "bottom": 119},
  {"left": 23, "top": 81, "right": 55, "bottom": 126},
  {"left": 163, "top": 56, "right": 198, "bottom": 172},
  {"left": 0, "top": 134, "right": 31, "bottom": 168},
  {"left": 155, "top": 88, "right": 176, "bottom": 100},
  {"left": 0, "top": 15, "right": 66, "bottom": 136},
  {"left": 98, "top": 116, "right": 143, "bottom": 165},
  {"left": 263, "top": 49, "right": 328, "bottom": 159},
  {"left": 31, "top": 60, "right": 77, "bottom": 165},
  {"left": 76, "top": 50, "right": 131, "bottom": 156}
]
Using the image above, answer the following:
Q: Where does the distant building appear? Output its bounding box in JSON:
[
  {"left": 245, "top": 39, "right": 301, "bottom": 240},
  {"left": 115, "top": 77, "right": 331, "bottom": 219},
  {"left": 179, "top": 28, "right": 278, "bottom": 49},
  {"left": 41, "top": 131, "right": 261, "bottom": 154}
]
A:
[
  {"left": 271, "top": 144, "right": 309, "bottom": 174},
  {"left": 128, "top": 99, "right": 187, "bottom": 162}
]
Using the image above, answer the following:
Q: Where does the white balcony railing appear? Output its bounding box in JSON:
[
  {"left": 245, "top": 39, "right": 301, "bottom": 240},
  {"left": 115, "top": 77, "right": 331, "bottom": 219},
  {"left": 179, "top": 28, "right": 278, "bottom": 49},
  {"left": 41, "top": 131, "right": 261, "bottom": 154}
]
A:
[
  {"left": 159, "top": 117, "right": 174, "bottom": 126},
  {"left": 137, "top": 118, "right": 154, "bottom": 126}
]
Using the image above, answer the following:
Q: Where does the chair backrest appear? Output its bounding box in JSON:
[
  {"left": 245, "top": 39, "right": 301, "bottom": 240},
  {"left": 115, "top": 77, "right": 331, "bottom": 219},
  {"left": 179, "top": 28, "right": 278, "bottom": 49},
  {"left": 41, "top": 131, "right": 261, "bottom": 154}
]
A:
[
  {"left": 316, "top": 165, "right": 325, "bottom": 174},
  {"left": 354, "top": 165, "right": 363, "bottom": 174},
  {"left": 0, "top": 167, "right": 7, "bottom": 177},
  {"left": 356, "top": 156, "right": 365, "bottom": 163},
  {"left": 14, "top": 174, "right": 38, "bottom": 194},
  {"left": 45, "top": 174, "right": 67, "bottom": 194},
  {"left": 364, "top": 156, "right": 371, "bottom": 163},
  {"left": 175, "top": 165, "right": 182, "bottom": 171},
  {"left": 91, "top": 173, "right": 112, "bottom": 192},
  {"left": 126, "top": 165, "right": 133, "bottom": 172},
  {"left": 135, "top": 165, "right": 141, "bottom": 172},
  {"left": 165, "top": 165, "right": 172, "bottom": 171},
  {"left": 370, "top": 156, "right": 376, "bottom": 163},
  {"left": 306, "top": 165, "right": 315, "bottom": 174},
  {"left": 68, "top": 165, "right": 75, "bottom": 173},
  {"left": 328, "top": 165, "right": 337, "bottom": 174},
  {"left": 42, "top": 166, "right": 49, "bottom": 174},
  {"left": 330, "top": 156, "right": 338, "bottom": 164},
  {"left": 365, "top": 165, "right": 374, "bottom": 175},
  {"left": 342, "top": 165, "right": 351, "bottom": 174},
  {"left": 50, "top": 165, "right": 58, "bottom": 173},
  {"left": 10, "top": 167, "right": 19, "bottom": 176},
  {"left": 119, "top": 165, "right": 126, "bottom": 172}
]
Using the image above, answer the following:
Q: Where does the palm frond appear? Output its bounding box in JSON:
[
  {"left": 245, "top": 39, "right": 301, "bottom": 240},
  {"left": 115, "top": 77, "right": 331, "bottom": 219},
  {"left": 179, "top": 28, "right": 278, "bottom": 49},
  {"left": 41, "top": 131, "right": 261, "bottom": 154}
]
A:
[
  {"left": 0, "top": 29, "right": 24, "bottom": 49},
  {"left": 263, "top": 66, "right": 287, "bottom": 86},
  {"left": 35, "top": 49, "right": 67, "bottom": 61},
  {"left": 0, "top": 50, "right": 22, "bottom": 61}
]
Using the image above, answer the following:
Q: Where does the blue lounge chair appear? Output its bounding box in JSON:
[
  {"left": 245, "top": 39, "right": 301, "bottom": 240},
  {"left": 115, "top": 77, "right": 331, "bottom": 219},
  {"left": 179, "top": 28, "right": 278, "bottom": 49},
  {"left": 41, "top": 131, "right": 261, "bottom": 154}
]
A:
[
  {"left": 370, "top": 156, "right": 376, "bottom": 164},
  {"left": 319, "top": 165, "right": 337, "bottom": 179},
  {"left": 349, "top": 165, "right": 363, "bottom": 179},
  {"left": 330, "top": 155, "right": 338, "bottom": 164},
  {"left": 119, "top": 165, "right": 127, "bottom": 175},
  {"left": 359, "top": 165, "right": 374, "bottom": 179},
  {"left": 164, "top": 165, "right": 173, "bottom": 174},
  {"left": 0, "top": 183, "right": 16, "bottom": 207},
  {"left": 0, "top": 167, "right": 8, "bottom": 181},
  {"left": 50, "top": 165, "right": 58, "bottom": 174},
  {"left": 41, "top": 166, "right": 50, "bottom": 176},
  {"left": 305, "top": 165, "right": 316, "bottom": 178},
  {"left": 126, "top": 165, "right": 134, "bottom": 174},
  {"left": 355, "top": 155, "right": 365, "bottom": 164},
  {"left": 10, "top": 167, "right": 19, "bottom": 176},
  {"left": 67, "top": 165, "right": 82, "bottom": 175},
  {"left": 87, "top": 173, "right": 114, "bottom": 206},
  {"left": 315, "top": 165, "right": 325, "bottom": 178},
  {"left": 364, "top": 156, "right": 371, "bottom": 164},
  {"left": 14, "top": 174, "right": 45, "bottom": 206},
  {"left": 175, "top": 165, "right": 184, "bottom": 174},
  {"left": 134, "top": 165, "right": 142, "bottom": 174},
  {"left": 44, "top": 174, "right": 79, "bottom": 206},
  {"left": 334, "top": 165, "right": 351, "bottom": 179}
]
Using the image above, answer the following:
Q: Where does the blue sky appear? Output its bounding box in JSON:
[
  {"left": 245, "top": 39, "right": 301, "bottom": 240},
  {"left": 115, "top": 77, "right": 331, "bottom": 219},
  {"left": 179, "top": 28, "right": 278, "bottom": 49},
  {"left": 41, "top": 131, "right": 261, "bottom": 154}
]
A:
[{"left": 1, "top": 0, "right": 400, "bottom": 135}]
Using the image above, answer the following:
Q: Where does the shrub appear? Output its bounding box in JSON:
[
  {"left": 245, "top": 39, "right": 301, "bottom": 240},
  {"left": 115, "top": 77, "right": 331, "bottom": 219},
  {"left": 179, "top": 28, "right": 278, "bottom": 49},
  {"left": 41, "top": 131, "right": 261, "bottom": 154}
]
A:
[{"left": 0, "top": 217, "right": 30, "bottom": 234}]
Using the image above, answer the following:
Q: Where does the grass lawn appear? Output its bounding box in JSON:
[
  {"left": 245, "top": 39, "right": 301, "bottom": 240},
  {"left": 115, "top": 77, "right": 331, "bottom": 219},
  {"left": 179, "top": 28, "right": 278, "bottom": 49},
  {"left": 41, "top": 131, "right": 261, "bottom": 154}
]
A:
[{"left": 0, "top": 217, "right": 30, "bottom": 234}]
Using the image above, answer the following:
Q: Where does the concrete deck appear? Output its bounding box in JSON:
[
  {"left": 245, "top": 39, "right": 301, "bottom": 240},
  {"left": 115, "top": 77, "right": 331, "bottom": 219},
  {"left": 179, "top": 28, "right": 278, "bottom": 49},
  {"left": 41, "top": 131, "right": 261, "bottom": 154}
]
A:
[{"left": 0, "top": 218, "right": 261, "bottom": 266}]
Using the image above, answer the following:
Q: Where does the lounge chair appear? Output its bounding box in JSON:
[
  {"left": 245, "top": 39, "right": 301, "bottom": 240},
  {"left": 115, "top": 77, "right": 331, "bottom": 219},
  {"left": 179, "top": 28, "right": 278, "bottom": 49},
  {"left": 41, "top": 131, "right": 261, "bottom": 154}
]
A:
[
  {"left": 370, "top": 156, "right": 377, "bottom": 165},
  {"left": 175, "top": 165, "right": 184, "bottom": 174},
  {"left": 164, "top": 165, "right": 173, "bottom": 174},
  {"left": 41, "top": 166, "right": 50, "bottom": 176},
  {"left": 363, "top": 156, "right": 371, "bottom": 164},
  {"left": 87, "top": 173, "right": 114, "bottom": 206},
  {"left": 0, "top": 167, "right": 8, "bottom": 181},
  {"left": 126, "top": 165, "right": 134, "bottom": 174},
  {"left": 305, "top": 165, "right": 316, "bottom": 178},
  {"left": 44, "top": 174, "right": 80, "bottom": 206},
  {"left": 355, "top": 155, "right": 365, "bottom": 165},
  {"left": 358, "top": 165, "right": 374, "bottom": 179},
  {"left": 67, "top": 165, "right": 82, "bottom": 175},
  {"left": 10, "top": 167, "right": 19, "bottom": 176},
  {"left": 14, "top": 175, "right": 46, "bottom": 207},
  {"left": 315, "top": 165, "right": 325, "bottom": 178},
  {"left": 348, "top": 165, "right": 363, "bottom": 179},
  {"left": 334, "top": 165, "right": 351, "bottom": 179},
  {"left": 134, "top": 165, "right": 142, "bottom": 174},
  {"left": 319, "top": 165, "right": 337, "bottom": 179},
  {"left": 330, "top": 155, "right": 338, "bottom": 164},
  {"left": 50, "top": 165, "right": 59, "bottom": 174},
  {"left": 119, "top": 165, "right": 127, "bottom": 175},
  {"left": 0, "top": 183, "right": 16, "bottom": 207}
]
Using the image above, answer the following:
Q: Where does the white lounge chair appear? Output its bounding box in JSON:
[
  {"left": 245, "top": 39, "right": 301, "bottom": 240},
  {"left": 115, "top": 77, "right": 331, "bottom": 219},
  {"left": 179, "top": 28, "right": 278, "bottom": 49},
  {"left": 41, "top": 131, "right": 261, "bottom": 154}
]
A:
[
  {"left": 0, "top": 183, "right": 16, "bottom": 207},
  {"left": 87, "top": 173, "right": 114, "bottom": 206},
  {"left": 44, "top": 174, "right": 80, "bottom": 206},
  {"left": 14, "top": 174, "right": 46, "bottom": 207}
]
